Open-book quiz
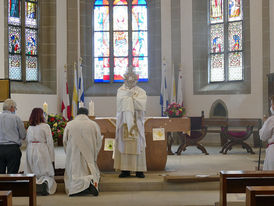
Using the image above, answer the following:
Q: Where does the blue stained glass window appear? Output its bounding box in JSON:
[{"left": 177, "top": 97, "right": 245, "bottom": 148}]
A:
[
  {"left": 93, "top": 0, "right": 148, "bottom": 83},
  {"left": 95, "top": 0, "right": 109, "bottom": 5},
  {"left": 209, "top": 0, "right": 243, "bottom": 83},
  {"left": 132, "top": 0, "right": 146, "bottom": 5},
  {"left": 8, "top": 0, "right": 39, "bottom": 81}
]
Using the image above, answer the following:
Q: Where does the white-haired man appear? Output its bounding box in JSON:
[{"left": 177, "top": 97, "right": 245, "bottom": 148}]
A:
[{"left": 0, "top": 99, "right": 26, "bottom": 174}]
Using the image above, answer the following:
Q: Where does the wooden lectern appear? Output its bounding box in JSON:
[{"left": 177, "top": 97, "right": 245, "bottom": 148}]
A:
[{"left": 144, "top": 117, "right": 190, "bottom": 171}]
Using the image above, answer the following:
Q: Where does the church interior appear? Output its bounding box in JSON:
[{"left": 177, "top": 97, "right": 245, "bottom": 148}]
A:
[{"left": 0, "top": 0, "right": 274, "bottom": 205}]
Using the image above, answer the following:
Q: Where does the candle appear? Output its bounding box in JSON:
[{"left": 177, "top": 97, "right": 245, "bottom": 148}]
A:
[
  {"left": 43, "top": 102, "right": 48, "bottom": 114},
  {"left": 89, "top": 100, "right": 94, "bottom": 116},
  {"left": 79, "top": 102, "right": 84, "bottom": 108}
]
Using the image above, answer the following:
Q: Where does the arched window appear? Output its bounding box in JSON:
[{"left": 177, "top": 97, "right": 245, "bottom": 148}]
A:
[
  {"left": 209, "top": 0, "right": 243, "bottom": 82},
  {"left": 8, "top": 0, "right": 39, "bottom": 81},
  {"left": 93, "top": 0, "right": 148, "bottom": 83}
]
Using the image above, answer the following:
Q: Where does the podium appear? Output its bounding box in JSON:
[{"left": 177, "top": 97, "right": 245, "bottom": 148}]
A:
[
  {"left": 94, "top": 117, "right": 190, "bottom": 171},
  {"left": 144, "top": 117, "right": 190, "bottom": 170}
]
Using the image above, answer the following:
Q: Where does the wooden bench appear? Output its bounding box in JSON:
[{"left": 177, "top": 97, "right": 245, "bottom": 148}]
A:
[
  {"left": 246, "top": 186, "right": 274, "bottom": 206},
  {"left": 219, "top": 170, "right": 274, "bottom": 206},
  {"left": 0, "top": 191, "right": 12, "bottom": 206},
  {"left": 0, "top": 174, "right": 36, "bottom": 206},
  {"left": 204, "top": 118, "right": 262, "bottom": 149}
]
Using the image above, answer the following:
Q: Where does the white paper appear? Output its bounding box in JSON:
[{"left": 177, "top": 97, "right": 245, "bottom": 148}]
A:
[
  {"left": 104, "top": 138, "right": 115, "bottom": 151},
  {"left": 153, "top": 128, "right": 165, "bottom": 141}
]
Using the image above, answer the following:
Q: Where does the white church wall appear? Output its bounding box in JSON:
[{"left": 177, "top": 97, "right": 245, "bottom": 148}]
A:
[
  {"left": 85, "top": 96, "right": 161, "bottom": 117},
  {"left": 180, "top": 0, "right": 264, "bottom": 119},
  {"left": 0, "top": 0, "right": 4, "bottom": 78},
  {"left": 0, "top": 94, "right": 57, "bottom": 121}
]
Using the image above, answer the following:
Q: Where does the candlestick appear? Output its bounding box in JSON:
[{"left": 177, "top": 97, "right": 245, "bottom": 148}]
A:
[
  {"left": 89, "top": 100, "right": 94, "bottom": 116},
  {"left": 43, "top": 102, "right": 48, "bottom": 114}
]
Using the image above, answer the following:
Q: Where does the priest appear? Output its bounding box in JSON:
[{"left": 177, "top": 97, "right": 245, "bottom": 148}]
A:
[
  {"left": 114, "top": 66, "right": 147, "bottom": 178},
  {"left": 63, "top": 107, "right": 102, "bottom": 196}
]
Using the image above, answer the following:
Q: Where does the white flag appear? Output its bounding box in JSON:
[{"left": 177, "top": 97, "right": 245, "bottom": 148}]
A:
[
  {"left": 170, "top": 64, "right": 176, "bottom": 104},
  {"left": 160, "top": 59, "right": 169, "bottom": 116},
  {"left": 61, "top": 66, "right": 71, "bottom": 120},
  {"left": 177, "top": 66, "right": 184, "bottom": 106}
]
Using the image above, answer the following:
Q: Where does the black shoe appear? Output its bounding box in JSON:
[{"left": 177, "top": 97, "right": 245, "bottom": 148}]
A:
[
  {"left": 36, "top": 183, "right": 49, "bottom": 196},
  {"left": 119, "top": 171, "right": 130, "bottom": 178},
  {"left": 136, "top": 172, "right": 145, "bottom": 178},
  {"left": 89, "top": 183, "right": 99, "bottom": 196}
]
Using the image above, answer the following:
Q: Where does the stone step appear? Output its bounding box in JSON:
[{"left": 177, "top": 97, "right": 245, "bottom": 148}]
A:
[{"left": 55, "top": 173, "right": 220, "bottom": 193}]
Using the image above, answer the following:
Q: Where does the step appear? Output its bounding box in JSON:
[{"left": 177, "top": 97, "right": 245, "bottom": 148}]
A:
[{"left": 55, "top": 173, "right": 220, "bottom": 192}]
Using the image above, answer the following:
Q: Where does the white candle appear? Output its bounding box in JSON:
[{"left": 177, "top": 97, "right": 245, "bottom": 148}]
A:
[
  {"left": 43, "top": 102, "right": 48, "bottom": 114},
  {"left": 79, "top": 102, "right": 84, "bottom": 108},
  {"left": 89, "top": 100, "right": 94, "bottom": 116}
]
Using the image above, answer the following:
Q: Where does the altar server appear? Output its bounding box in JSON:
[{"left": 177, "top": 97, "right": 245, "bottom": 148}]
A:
[
  {"left": 260, "top": 95, "right": 274, "bottom": 170},
  {"left": 25, "top": 108, "right": 56, "bottom": 195},
  {"left": 63, "top": 107, "right": 102, "bottom": 196},
  {"left": 114, "top": 66, "right": 147, "bottom": 178}
]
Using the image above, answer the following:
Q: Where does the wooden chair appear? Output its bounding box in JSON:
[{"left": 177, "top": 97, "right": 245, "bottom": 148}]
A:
[
  {"left": 246, "top": 186, "right": 274, "bottom": 206},
  {"left": 220, "top": 125, "right": 254, "bottom": 154},
  {"left": 0, "top": 191, "right": 12, "bottom": 206},
  {"left": 176, "top": 113, "right": 208, "bottom": 155}
]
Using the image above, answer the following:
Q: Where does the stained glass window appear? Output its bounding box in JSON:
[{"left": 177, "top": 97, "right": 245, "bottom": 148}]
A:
[
  {"left": 25, "top": 29, "right": 37, "bottom": 55},
  {"left": 9, "top": 55, "right": 22, "bottom": 80},
  {"left": 209, "top": 0, "right": 243, "bottom": 83},
  {"left": 210, "top": 24, "right": 224, "bottom": 53},
  {"left": 93, "top": 0, "right": 148, "bottom": 83},
  {"left": 210, "top": 0, "right": 223, "bottom": 23},
  {"left": 9, "top": 26, "right": 21, "bottom": 54},
  {"left": 25, "top": 1, "right": 37, "bottom": 28},
  {"left": 8, "top": 0, "right": 21, "bottom": 26},
  {"left": 8, "top": 0, "right": 39, "bottom": 81},
  {"left": 26, "top": 56, "right": 38, "bottom": 81}
]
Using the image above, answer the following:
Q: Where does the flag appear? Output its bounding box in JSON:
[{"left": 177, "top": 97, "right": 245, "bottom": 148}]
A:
[
  {"left": 61, "top": 67, "right": 71, "bottom": 120},
  {"left": 78, "top": 59, "right": 84, "bottom": 106},
  {"left": 160, "top": 59, "right": 169, "bottom": 116},
  {"left": 170, "top": 64, "right": 176, "bottom": 104},
  {"left": 71, "top": 65, "right": 78, "bottom": 119},
  {"left": 177, "top": 66, "right": 184, "bottom": 106}
]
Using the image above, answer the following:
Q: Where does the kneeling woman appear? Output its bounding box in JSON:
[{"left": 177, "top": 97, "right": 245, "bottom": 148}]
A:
[{"left": 24, "top": 108, "right": 57, "bottom": 195}]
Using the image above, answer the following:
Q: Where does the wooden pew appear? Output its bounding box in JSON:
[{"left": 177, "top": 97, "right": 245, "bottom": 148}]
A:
[
  {"left": 246, "top": 186, "right": 274, "bottom": 206},
  {"left": 204, "top": 118, "right": 262, "bottom": 148},
  {"left": 0, "top": 191, "right": 12, "bottom": 206},
  {"left": 219, "top": 170, "right": 274, "bottom": 206},
  {"left": 0, "top": 174, "right": 36, "bottom": 206}
]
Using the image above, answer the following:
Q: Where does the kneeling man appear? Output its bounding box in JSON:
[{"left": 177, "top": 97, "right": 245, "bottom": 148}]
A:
[{"left": 63, "top": 108, "right": 102, "bottom": 196}]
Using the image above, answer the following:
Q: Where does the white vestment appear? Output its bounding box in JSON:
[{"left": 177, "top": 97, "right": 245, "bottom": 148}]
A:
[
  {"left": 24, "top": 123, "right": 57, "bottom": 194},
  {"left": 63, "top": 115, "right": 102, "bottom": 196},
  {"left": 114, "top": 85, "right": 147, "bottom": 172},
  {"left": 260, "top": 115, "right": 274, "bottom": 170}
]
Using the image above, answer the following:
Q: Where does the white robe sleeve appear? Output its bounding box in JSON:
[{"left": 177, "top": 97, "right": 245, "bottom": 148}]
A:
[
  {"left": 260, "top": 117, "right": 274, "bottom": 142},
  {"left": 45, "top": 124, "right": 55, "bottom": 162},
  {"left": 63, "top": 125, "right": 69, "bottom": 153}
]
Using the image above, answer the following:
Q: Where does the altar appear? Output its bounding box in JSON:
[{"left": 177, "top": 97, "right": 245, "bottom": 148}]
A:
[{"left": 94, "top": 117, "right": 190, "bottom": 171}]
